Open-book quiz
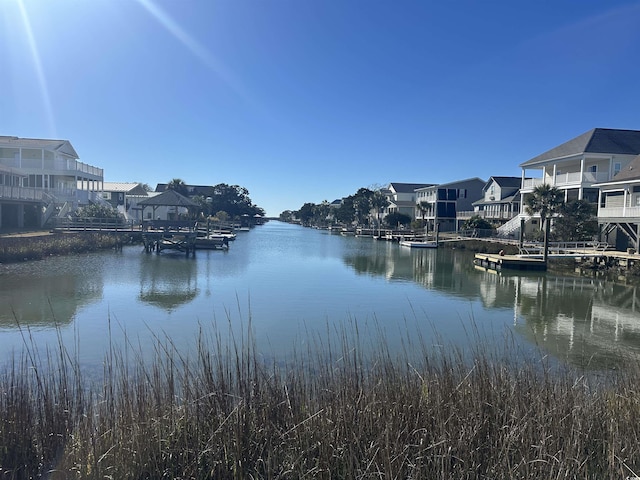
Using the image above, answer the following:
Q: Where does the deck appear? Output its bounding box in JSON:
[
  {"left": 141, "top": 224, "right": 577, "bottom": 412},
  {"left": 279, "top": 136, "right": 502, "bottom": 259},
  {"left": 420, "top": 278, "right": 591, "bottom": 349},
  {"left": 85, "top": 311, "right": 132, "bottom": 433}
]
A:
[{"left": 474, "top": 253, "right": 547, "bottom": 271}]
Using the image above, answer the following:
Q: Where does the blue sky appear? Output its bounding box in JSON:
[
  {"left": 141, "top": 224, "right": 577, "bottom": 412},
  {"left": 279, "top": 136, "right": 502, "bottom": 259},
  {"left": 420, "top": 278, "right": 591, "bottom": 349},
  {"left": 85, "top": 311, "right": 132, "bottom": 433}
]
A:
[{"left": 2, "top": 0, "right": 640, "bottom": 216}]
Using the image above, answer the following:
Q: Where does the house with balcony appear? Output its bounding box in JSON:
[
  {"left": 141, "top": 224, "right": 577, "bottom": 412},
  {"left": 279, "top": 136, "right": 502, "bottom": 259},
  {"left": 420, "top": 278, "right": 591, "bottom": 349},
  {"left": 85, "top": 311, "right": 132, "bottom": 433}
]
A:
[
  {"left": 467, "top": 176, "right": 521, "bottom": 225},
  {"left": 0, "top": 136, "right": 104, "bottom": 229},
  {"left": 381, "top": 182, "right": 432, "bottom": 222},
  {"left": 415, "top": 178, "right": 485, "bottom": 232},
  {"left": 499, "top": 128, "right": 640, "bottom": 239},
  {"left": 594, "top": 154, "right": 640, "bottom": 251}
]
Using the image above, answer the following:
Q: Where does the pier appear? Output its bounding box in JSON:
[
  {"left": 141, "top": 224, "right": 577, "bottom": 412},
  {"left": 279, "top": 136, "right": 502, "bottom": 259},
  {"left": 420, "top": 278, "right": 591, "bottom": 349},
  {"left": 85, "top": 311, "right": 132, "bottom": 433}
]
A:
[{"left": 474, "top": 253, "right": 547, "bottom": 271}]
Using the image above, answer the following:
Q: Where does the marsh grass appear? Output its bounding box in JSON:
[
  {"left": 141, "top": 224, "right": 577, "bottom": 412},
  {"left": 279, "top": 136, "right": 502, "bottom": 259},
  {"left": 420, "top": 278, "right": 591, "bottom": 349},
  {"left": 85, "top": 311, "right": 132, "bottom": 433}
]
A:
[
  {"left": 1, "top": 321, "right": 640, "bottom": 479},
  {"left": 0, "top": 233, "right": 123, "bottom": 263}
]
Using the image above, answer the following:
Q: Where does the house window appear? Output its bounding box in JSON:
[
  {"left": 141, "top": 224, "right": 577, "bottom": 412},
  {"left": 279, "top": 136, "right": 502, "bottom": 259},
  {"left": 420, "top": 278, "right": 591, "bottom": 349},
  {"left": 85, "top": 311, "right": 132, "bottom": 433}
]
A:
[
  {"left": 614, "top": 162, "right": 621, "bottom": 176},
  {"left": 457, "top": 189, "right": 467, "bottom": 199},
  {"left": 589, "top": 165, "right": 597, "bottom": 173}
]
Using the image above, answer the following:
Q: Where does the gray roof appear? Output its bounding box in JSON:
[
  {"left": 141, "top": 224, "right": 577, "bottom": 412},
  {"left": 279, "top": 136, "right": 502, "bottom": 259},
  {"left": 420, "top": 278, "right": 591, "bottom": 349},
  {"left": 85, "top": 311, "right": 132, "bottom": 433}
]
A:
[
  {"left": 472, "top": 194, "right": 520, "bottom": 206},
  {"left": 520, "top": 128, "right": 640, "bottom": 167},
  {"left": 604, "top": 154, "right": 640, "bottom": 183},
  {"left": 389, "top": 182, "right": 432, "bottom": 193},
  {"left": 486, "top": 176, "right": 521, "bottom": 189},
  {"left": 137, "top": 189, "right": 198, "bottom": 207}
]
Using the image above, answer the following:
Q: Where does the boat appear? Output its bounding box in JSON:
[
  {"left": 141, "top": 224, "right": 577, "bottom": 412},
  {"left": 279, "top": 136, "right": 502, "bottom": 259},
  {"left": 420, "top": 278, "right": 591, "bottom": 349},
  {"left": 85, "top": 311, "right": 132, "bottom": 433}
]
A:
[
  {"left": 399, "top": 240, "right": 438, "bottom": 248},
  {"left": 195, "top": 234, "right": 230, "bottom": 250}
]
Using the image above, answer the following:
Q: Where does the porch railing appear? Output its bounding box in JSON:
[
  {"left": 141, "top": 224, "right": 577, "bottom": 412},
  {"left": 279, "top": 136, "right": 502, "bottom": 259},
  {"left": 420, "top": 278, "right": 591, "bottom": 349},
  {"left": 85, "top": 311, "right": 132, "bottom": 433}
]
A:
[{"left": 598, "top": 206, "right": 640, "bottom": 219}]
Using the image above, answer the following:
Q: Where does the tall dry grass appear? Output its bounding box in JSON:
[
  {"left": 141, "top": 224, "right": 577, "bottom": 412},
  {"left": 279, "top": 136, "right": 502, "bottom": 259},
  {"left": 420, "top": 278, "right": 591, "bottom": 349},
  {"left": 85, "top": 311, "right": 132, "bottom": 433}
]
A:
[{"left": 1, "top": 322, "right": 639, "bottom": 479}]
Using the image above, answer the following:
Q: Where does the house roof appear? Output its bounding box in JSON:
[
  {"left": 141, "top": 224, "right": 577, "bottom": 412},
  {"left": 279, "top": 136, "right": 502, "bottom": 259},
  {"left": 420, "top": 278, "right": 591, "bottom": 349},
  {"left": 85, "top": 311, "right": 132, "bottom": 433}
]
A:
[
  {"left": 486, "top": 176, "right": 521, "bottom": 189},
  {"left": 137, "top": 189, "right": 198, "bottom": 207},
  {"left": 103, "top": 182, "right": 148, "bottom": 195},
  {"left": 520, "top": 128, "right": 640, "bottom": 167},
  {"left": 155, "top": 183, "right": 215, "bottom": 197},
  {"left": 472, "top": 194, "right": 520, "bottom": 206},
  {"left": 595, "top": 154, "right": 640, "bottom": 186},
  {"left": 0, "top": 135, "right": 79, "bottom": 158},
  {"left": 415, "top": 177, "right": 485, "bottom": 190},
  {"left": 389, "top": 182, "right": 432, "bottom": 193}
]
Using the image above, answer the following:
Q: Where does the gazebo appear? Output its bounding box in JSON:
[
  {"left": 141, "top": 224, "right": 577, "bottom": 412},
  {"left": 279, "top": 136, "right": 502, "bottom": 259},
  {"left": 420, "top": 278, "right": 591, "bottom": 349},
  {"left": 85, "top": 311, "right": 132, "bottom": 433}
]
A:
[{"left": 137, "top": 189, "right": 199, "bottom": 229}]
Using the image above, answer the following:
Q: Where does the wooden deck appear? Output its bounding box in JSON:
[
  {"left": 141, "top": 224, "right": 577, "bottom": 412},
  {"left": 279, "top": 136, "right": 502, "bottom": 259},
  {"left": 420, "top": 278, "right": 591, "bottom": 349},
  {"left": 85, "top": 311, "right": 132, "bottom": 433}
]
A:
[{"left": 474, "top": 253, "right": 547, "bottom": 271}]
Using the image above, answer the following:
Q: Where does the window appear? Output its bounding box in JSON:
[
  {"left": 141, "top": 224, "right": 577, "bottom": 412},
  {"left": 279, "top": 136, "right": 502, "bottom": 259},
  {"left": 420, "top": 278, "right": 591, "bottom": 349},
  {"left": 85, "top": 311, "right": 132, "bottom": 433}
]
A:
[
  {"left": 614, "top": 162, "right": 621, "bottom": 176},
  {"left": 589, "top": 165, "right": 597, "bottom": 173}
]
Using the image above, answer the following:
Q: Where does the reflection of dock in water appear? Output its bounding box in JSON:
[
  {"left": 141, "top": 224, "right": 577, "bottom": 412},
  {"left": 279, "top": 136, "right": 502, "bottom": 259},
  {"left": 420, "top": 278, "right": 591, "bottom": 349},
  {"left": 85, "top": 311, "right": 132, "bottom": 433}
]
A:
[{"left": 139, "top": 254, "right": 198, "bottom": 311}]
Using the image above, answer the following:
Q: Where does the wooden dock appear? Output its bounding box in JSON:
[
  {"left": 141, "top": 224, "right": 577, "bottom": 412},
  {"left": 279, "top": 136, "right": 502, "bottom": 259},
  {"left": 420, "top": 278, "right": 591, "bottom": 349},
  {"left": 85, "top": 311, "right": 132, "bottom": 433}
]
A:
[{"left": 474, "top": 253, "right": 547, "bottom": 271}]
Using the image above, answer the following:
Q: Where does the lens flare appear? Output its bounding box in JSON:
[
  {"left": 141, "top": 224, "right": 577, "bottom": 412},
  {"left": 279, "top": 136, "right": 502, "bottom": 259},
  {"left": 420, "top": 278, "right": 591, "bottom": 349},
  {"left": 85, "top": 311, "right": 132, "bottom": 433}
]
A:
[{"left": 17, "top": 0, "right": 57, "bottom": 137}]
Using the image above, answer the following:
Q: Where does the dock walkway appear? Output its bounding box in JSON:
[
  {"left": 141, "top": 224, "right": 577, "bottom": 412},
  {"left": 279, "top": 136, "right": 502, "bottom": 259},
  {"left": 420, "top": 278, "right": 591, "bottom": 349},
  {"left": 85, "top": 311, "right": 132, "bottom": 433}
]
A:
[{"left": 474, "top": 253, "right": 547, "bottom": 271}]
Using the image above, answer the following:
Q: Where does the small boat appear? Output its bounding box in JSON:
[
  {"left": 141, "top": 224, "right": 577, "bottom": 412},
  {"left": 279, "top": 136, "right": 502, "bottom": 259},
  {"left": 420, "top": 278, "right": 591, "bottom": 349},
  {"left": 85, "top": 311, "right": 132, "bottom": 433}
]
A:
[
  {"left": 399, "top": 240, "right": 438, "bottom": 248},
  {"left": 195, "top": 234, "right": 230, "bottom": 250}
]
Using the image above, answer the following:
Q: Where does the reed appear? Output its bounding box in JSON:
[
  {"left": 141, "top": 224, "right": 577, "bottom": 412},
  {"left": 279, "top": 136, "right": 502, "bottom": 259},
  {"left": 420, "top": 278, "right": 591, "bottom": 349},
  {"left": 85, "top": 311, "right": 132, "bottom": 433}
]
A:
[
  {"left": 0, "top": 233, "right": 123, "bottom": 263},
  {"left": 1, "top": 322, "right": 639, "bottom": 479}
]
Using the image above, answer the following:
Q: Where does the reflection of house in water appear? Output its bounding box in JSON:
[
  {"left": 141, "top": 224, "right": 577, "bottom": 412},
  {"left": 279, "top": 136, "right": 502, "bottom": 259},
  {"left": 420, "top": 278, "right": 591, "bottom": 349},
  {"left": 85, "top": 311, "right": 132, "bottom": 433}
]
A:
[
  {"left": 509, "top": 275, "right": 640, "bottom": 368},
  {"left": 0, "top": 272, "right": 103, "bottom": 328},
  {"left": 139, "top": 255, "right": 199, "bottom": 311}
]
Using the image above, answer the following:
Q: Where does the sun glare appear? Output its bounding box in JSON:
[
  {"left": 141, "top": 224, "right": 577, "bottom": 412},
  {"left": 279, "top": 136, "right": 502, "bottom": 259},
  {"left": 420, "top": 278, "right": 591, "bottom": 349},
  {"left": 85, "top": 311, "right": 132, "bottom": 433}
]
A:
[{"left": 16, "top": 0, "right": 57, "bottom": 137}]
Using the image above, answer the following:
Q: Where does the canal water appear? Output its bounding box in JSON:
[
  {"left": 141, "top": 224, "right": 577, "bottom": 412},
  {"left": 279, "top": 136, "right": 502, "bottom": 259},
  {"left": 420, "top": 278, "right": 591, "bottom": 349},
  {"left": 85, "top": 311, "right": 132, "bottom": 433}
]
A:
[{"left": 1, "top": 220, "right": 639, "bottom": 371}]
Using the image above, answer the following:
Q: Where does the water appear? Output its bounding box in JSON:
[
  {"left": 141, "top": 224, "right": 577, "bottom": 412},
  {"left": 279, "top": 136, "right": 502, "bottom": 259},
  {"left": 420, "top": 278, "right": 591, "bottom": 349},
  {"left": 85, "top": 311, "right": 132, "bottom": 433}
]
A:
[{"left": 0, "top": 221, "right": 639, "bottom": 371}]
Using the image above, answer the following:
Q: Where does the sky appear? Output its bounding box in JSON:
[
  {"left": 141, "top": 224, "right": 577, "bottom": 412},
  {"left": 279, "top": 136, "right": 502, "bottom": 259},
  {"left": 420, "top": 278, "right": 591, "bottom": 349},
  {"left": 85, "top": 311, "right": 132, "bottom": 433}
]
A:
[{"left": 2, "top": 0, "right": 640, "bottom": 217}]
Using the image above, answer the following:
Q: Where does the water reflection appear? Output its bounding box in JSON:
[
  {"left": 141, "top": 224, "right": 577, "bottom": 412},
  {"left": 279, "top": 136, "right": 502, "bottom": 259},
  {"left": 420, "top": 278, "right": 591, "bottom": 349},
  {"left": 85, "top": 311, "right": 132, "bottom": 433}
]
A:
[
  {"left": 343, "top": 244, "right": 640, "bottom": 368},
  {"left": 138, "top": 254, "right": 199, "bottom": 311},
  {"left": 0, "top": 259, "right": 104, "bottom": 328}
]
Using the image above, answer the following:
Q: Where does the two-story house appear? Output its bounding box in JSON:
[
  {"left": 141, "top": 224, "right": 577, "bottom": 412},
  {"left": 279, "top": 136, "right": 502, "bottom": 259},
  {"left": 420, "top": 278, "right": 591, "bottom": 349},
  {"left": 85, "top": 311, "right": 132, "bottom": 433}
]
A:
[
  {"left": 594, "top": 154, "right": 640, "bottom": 251},
  {"left": 382, "top": 182, "right": 432, "bottom": 222},
  {"left": 0, "top": 136, "right": 104, "bottom": 229},
  {"left": 500, "top": 128, "right": 640, "bottom": 239},
  {"left": 415, "top": 178, "right": 485, "bottom": 232},
  {"left": 469, "top": 176, "right": 521, "bottom": 225}
]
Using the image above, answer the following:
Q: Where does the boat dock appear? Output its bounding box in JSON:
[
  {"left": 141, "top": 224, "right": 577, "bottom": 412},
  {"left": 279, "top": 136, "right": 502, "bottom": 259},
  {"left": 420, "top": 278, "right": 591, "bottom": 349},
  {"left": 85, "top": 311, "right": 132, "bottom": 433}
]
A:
[
  {"left": 141, "top": 220, "right": 198, "bottom": 256},
  {"left": 474, "top": 253, "right": 547, "bottom": 271}
]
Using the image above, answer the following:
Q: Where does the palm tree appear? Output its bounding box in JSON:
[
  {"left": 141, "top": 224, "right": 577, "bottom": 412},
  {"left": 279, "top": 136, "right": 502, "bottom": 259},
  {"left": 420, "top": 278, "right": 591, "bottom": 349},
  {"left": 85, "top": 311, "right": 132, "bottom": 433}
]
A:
[
  {"left": 167, "top": 178, "right": 189, "bottom": 198},
  {"left": 417, "top": 201, "right": 429, "bottom": 232},
  {"left": 524, "top": 184, "right": 564, "bottom": 263}
]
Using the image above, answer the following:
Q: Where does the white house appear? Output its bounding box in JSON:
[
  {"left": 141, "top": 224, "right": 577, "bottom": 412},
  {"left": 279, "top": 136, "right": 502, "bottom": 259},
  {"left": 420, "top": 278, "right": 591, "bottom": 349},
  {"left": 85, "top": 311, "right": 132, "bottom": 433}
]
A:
[
  {"left": 498, "top": 128, "right": 640, "bottom": 239},
  {"left": 594, "top": 154, "right": 640, "bottom": 251},
  {"left": 0, "top": 136, "right": 103, "bottom": 229}
]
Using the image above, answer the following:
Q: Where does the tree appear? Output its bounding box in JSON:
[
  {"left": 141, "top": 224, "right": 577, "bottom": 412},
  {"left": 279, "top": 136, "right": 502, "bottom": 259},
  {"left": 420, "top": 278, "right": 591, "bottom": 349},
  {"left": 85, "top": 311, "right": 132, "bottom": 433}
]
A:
[
  {"left": 297, "top": 203, "right": 316, "bottom": 226},
  {"left": 416, "top": 201, "right": 430, "bottom": 230},
  {"left": 370, "top": 190, "right": 390, "bottom": 229},
  {"left": 524, "top": 184, "right": 564, "bottom": 262},
  {"left": 334, "top": 196, "right": 356, "bottom": 225},
  {"left": 555, "top": 199, "right": 598, "bottom": 241},
  {"left": 462, "top": 215, "right": 494, "bottom": 237},
  {"left": 208, "top": 183, "right": 265, "bottom": 220},
  {"left": 353, "top": 188, "right": 375, "bottom": 225},
  {"left": 74, "top": 203, "right": 123, "bottom": 221},
  {"left": 167, "top": 178, "right": 189, "bottom": 197},
  {"left": 384, "top": 212, "right": 412, "bottom": 228}
]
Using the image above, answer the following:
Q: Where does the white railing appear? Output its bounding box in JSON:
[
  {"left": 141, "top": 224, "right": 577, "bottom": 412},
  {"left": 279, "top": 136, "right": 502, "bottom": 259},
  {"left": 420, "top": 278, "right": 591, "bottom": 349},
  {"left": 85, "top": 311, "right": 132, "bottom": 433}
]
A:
[
  {"left": 522, "top": 178, "right": 544, "bottom": 189},
  {"left": 0, "top": 157, "right": 103, "bottom": 178},
  {"left": 598, "top": 206, "right": 640, "bottom": 219},
  {"left": 522, "top": 172, "right": 610, "bottom": 190},
  {"left": 0, "top": 185, "right": 45, "bottom": 201},
  {"left": 457, "top": 210, "right": 517, "bottom": 220}
]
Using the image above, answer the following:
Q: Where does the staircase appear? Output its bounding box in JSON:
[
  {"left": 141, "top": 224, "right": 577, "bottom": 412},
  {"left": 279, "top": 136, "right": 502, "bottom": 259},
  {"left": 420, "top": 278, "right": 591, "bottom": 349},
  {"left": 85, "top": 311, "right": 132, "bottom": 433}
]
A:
[{"left": 497, "top": 214, "right": 529, "bottom": 238}]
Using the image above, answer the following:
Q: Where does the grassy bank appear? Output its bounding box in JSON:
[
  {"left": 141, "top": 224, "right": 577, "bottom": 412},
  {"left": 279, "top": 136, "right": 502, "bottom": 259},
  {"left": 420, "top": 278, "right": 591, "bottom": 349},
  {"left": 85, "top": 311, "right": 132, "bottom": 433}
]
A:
[
  {"left": 0, "top": 232, "right": 123, "bottom": 263},
  {"left": 1, "top": 328, "right": 639, "bottom": 479}
]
